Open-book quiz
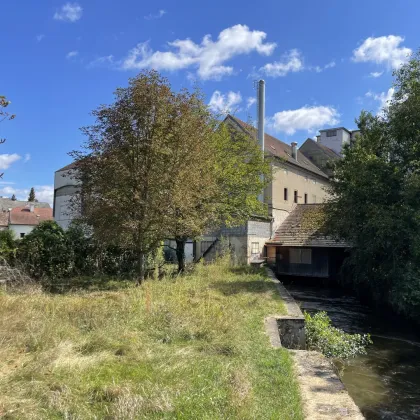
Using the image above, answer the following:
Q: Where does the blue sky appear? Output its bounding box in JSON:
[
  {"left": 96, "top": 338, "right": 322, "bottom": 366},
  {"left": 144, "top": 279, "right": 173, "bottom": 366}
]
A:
[{"left": 1, "top": 0, "right": 418, "bottom": 204}]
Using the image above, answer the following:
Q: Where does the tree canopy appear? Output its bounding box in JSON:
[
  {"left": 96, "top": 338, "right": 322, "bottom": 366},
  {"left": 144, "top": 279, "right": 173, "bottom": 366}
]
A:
[
  {"left": 28, "top": 187, "right": 36, "bottom": 202},
  {"left": 70, "top": 70, "right": 270, "bottom": 278},
  {"left": 326, "top": 51, "right": 420, "bottom": 320}
]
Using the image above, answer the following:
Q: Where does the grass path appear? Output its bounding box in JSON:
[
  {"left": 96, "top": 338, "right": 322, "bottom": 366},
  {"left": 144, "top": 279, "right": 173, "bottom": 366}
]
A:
[{"left": 0, "top": 260, "right": 302, "bottom": 419}]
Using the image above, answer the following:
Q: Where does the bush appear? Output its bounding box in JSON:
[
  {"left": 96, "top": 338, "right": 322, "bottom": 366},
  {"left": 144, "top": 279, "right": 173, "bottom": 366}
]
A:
[
  {"left": 305, "top": 311, "right": 372, "bottom": 359},
  {"left": 17, "top": 221, "right": 72, "bottom": 280},
  {"left": 0, "top": 229, "right": 17, "bottom": 262}
]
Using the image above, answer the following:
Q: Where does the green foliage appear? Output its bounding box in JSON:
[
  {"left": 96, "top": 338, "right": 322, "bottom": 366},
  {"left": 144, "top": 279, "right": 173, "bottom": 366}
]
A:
[
  {"left": 305, "top": 311, "right": 372, "bottom": 359},
  {"left": 28, "top": 187, "right": 36, "bottom": 202},
  {"left": 17, "top": 221, "right": 71, "bottom": 280},
  {"left": 0, "top": 230, "right": 17, "bottom": 261},
  {"left": 326, "top": 51, "right": 420, "bottom": 320}
]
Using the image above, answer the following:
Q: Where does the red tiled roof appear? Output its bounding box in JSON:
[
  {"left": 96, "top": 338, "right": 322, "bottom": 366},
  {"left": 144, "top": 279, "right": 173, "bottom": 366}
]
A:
[
  {"left": 10, "top": 206, "right": 53, "bottom": 226},
  {"left": 225, "top": 115, "right": 329, "bottom": 179}
]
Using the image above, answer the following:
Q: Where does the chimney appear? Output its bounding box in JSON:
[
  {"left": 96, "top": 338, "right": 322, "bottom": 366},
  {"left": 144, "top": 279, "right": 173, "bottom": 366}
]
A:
[
  {"left": 257, "top": 80, "right": 265, "bottom": 153},
  {"left": 291, "top": 142, "right": 298, "bottom": 160},
  {"left": 29, "top": 203, "right": 35, "bottom": 212}
]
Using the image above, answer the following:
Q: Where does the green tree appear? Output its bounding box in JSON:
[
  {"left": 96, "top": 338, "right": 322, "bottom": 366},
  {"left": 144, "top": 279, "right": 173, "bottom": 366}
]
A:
[
  {"left": 326, "top": 51, "right": 420, "bottom": 319},
  {"left": 70, "top": 71, "right": 205, "bottom": 282},
  {"left": 10, "top": 194, "right": 16, "bottom": 201},
  {"left": 28, "top": 187, "right": 36, "bottom": 202},
  {"left": 168, "top": 120, "right": 271, "bottom": 272}
]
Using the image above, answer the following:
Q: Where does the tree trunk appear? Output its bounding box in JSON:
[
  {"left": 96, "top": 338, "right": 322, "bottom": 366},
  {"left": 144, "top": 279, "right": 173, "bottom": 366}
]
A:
[
  {"left": 137, "top": 251, "right": 145, "bottom": 285},
  {"left": 175, "top": 238, "right": 186, "bottom": 273}
]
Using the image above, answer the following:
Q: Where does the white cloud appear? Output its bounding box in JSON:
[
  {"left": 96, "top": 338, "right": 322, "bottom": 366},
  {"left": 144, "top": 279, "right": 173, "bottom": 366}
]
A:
[
  {"left": 144, "top": 9, "right": 166, "bottom": 20},
  {"left": 121, "top": 24, "right": 276, "bottom": 80},
  {"left": 324, "top": 61, "right": 336, "bottom": 69},
  {"left": 366, "top": 88, "right": 395, "bottom": 114},
  {"left": 54, "top": 3, "right": 83, "bottom": 22},
  {"left": 23, "top": 154, "right": 31, "bottom": 163},
  {"left": 209, "top": 91, "right": 242, "bottom": 114},
  {"left": 0, "top": 154, "right": 21, "bottom": 170},
  {"left": 87, "top": 55, "right": 115, "bottom": 69},
  {"left": 370, "top": 71, "right": 383, "bottom": 78},
  {"left": 352, "top": 35, "right": 411, "bottom": 69},
  {"left": 268, "top": 106, "right": 340, "bottom": 135},
  {"left": 66, "top": 50, "right": 79, "bottom": 59},
  {"left": 246, "top": 97, "right": 256, "bottom": 110},
  {"left": 0, "top": 185, "right": 54, "bottom": 205},
  {"left": 260, "top": 49, "right": 303, "bottom": 77},
  {"left": 36, "top": 34, "right": 45, "bottom": 42}
]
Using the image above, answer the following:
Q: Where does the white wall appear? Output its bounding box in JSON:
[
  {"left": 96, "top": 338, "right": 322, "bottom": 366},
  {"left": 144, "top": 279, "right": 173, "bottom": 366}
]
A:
[
  {"left": 54, "top": 169, "right": 79, "bottom": 229},
  {"left": 9, "top": 224, "right": 35, "bottom": 239},
  {"left": 319, "top": 128, "right": 350, "bottom": 155}
]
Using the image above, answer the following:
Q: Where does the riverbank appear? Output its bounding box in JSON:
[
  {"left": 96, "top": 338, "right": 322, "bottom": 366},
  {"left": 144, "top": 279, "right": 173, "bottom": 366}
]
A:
[
  {"left": 284, "top": 278, "right": 420, "bottom": 419},
  {"left": 0, "top": 261, "right": 302, "bottom": 419}
]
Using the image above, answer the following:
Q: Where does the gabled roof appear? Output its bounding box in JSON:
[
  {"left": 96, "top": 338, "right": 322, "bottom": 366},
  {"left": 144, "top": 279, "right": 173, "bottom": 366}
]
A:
[
  {"left": 300, "top": 138, "right": 341, "bottom": 159},
  {"left": 267, "top": 204, "right": 348, "bottom": 248},
  {"left": 0, "top": 198, "right": 50, "bottom": 212},
  {"left": 225, "top": 115, "right": 329, "bottom": 179},
  {"left": 10, "top": 206, "right": 53, "bottom": 226}
]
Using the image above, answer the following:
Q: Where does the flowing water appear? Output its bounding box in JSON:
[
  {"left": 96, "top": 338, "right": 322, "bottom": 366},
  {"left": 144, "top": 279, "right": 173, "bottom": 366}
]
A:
[{"left": 283, "top": 279, "right": 420, "bottom": 419}]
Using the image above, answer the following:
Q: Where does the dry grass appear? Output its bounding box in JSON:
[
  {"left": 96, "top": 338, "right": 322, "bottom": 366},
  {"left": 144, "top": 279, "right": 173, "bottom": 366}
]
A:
[{"left": 0, "top": 258, "right": 302, "bottom": 419}]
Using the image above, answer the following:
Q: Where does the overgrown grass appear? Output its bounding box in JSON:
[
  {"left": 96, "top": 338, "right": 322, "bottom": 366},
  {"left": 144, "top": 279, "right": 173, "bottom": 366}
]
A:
[{"left": 0, "top": 258, "right": 302, "bottom": 419}]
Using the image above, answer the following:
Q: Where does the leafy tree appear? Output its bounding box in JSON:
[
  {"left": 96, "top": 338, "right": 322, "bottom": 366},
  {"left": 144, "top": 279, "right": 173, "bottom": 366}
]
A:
[
  {"left": 70, "top": 71, "right": 205, "bottom": 282},
  {"left": 326, "top": 51, "right": 420, "bottom": 319},
  {"left": 28, "top": 187, "right": 36, "bottom": 202},
  {"left": 168, "top": 120, "right": 271, "bottom": 272},
  {"left": 10, "top": 194, "right": 16, "bottom": 201},
  {"left": 0, "top": 96, "right": 15, "bottom": 178},
  {"left": 0, "top": 230, "right": 17, "bottom": 262}
]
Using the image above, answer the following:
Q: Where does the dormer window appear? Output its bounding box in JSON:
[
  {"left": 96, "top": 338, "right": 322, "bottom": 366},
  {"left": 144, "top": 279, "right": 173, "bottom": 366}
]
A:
[{"left": 326, "top": 130, "right": 337, "bottom": 137}]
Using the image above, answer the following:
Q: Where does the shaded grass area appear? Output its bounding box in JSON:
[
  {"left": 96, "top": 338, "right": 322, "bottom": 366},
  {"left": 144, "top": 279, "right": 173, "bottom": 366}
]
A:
[{"left": 0, "top": 259, "right": 302, "bottom": 419}]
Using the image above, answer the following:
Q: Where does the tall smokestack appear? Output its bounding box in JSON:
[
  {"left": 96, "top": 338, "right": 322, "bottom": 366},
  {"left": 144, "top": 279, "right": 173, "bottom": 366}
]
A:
[
  {"left": 257, "top": 80, "right": 265, "bottom": 153},
  {"left": 291, "top": 142, "right": 298, "bottom": 160},
  {"left": 257, "top": 80, "right": 265, "bottom": 203}
]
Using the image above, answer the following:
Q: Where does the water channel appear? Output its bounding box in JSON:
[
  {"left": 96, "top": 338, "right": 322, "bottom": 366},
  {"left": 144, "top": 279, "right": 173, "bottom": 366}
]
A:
[{"left": 282, "top": 278, "right": 420, "bottom": 419}]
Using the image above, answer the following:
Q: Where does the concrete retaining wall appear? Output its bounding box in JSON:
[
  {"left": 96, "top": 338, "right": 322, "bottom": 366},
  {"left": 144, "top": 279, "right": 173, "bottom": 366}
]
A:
[{"left": 265, "top": 267, "right": 364, "bottom": 419}]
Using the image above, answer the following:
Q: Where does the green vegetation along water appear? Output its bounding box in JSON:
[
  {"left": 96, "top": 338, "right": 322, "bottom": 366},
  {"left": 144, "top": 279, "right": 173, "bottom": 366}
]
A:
[{"left": 284, "top": 279, "right": 420, "bottom": 419}]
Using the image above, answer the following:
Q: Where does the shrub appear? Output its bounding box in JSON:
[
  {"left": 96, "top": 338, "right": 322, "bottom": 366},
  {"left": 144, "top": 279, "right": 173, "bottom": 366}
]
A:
[
  {"left": 17, "top": 221, "right": 72, "bottom": 280},
  {"left": 305, "top": 311, "right": 372, "bottom": 359},
  {"left": 0, "top": 229, "right": 17, "bottom": 263}
]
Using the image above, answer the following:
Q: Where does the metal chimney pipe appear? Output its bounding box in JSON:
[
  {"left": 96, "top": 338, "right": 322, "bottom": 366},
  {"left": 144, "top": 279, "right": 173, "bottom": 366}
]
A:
[
  {"left": 291, "top": 142, "right": 298, "bottom": 160},
  {"left": 257, "top": 80, "right": 265, "bottom": 153}
]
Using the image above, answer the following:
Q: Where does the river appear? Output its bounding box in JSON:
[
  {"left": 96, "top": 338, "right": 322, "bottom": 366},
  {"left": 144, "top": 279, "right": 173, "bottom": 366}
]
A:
[{"left": 283, "top": 279, "right": 420, "bottom": 419}]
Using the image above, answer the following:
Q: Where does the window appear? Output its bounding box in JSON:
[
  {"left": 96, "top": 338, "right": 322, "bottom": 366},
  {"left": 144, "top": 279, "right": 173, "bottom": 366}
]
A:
[
  {"left": 304, "top": 193, "right": 308, "bottom": 204},
  {"left": 251, "top": 242, "right": 260, "bottom": 255},
  {"left": 284, "top": 188, "right": 288, "bottom": 201},
  {"left": 312, "top": 195, "right": 316, "bottom": 203},
  {"left": 294, "top": 190, "right": 298, "bottom": 203},
  {"left": 290, "top": 248, "right": 312, "bottom": 265},
  {"left": 305, "top": 176, "right": 308, "bottom": 182},
  {"left": 20, "top": 233, "right": 25, "bottom": 238},
  {"left": 326, "top": 130, "right": 337, "bottom": 137}
]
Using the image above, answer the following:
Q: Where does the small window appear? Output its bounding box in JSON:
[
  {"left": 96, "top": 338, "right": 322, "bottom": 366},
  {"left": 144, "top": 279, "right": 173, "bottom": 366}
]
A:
[
  {"left": 284, "top": 188, "right": 288, "bottom": 201},
  {"left": 294, "top": 190, "right": 298, "bottom": 203},
  {"left": 304, "top": 193, "right": 308, "bottom": 204},
  {"left": 20, "top": 233, "right": 25, "bottom": 238},
  {"left": 312, "top": 195, "right": 317, "bottom": 203},
  {"left": 326, "top": 130, "right": 337, "bottom": 137},
  {"left": 305, "top": 176, "right": 308, "bottom": 182},
  {"left": 251, "top": 242, "right": 260, "bottom": 255}
]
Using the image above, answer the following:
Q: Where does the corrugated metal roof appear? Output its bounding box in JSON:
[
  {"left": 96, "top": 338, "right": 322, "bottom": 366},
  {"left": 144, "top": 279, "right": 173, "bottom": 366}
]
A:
[
  {"left": 267, "top": 204, "right": 348, "bottom": 248},
  {"left": 225, "top": 115, "right": 329, "bottom": 179}
]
